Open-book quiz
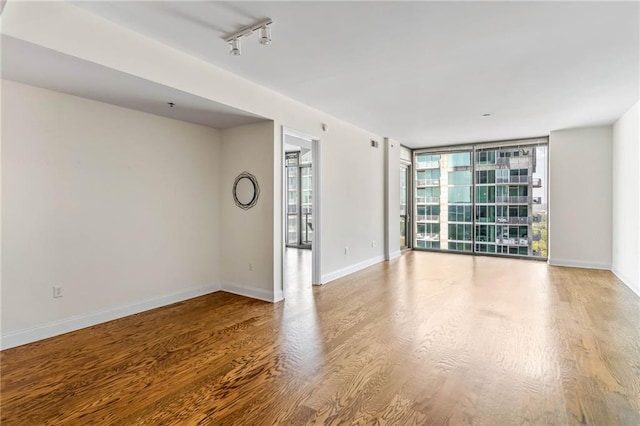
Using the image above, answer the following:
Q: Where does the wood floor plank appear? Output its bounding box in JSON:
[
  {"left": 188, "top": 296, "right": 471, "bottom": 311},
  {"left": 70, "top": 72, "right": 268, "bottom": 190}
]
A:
[{"left": 2, "top": 251, "right": 639, "bottom": 424}]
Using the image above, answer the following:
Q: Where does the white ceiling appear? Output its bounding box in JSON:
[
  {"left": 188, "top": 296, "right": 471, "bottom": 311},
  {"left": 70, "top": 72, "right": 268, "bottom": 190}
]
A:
[
  {"left": 1, "top": 35, "right": 266, "bottom": 130},
  {"left": 39, "top": 2, "right": 640, "bottom": 147}
]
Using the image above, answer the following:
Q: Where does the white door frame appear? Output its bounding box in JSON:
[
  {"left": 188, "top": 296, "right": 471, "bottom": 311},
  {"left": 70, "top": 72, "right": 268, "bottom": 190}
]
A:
[{"left": 281, "top": 127, "right": 322, "bottom": 297}]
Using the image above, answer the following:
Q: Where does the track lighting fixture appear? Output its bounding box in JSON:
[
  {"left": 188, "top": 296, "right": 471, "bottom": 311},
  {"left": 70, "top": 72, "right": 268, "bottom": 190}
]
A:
[
  {"left": 229, "top": 37, "right": 241, "bottom": 56},
  {"left": 224, "top": 18, "right": 273, "bottom": 56},
  {"left": 259, "top": 25, "right": 271, "bottom": 45}
]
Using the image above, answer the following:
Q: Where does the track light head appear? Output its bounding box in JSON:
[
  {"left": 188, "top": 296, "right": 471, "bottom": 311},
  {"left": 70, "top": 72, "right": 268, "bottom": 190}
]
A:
[
  {"left": 259, "top": 25, "right": 272, "bottom": 45},
  {"left": 229, "top": 38, "right": 241, "bottom": 56}
]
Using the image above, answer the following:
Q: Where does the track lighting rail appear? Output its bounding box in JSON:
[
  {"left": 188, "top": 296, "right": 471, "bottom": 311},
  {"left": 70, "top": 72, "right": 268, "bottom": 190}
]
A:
[{"left": 224, "top": 18, "right": 272, "bottom": 43}]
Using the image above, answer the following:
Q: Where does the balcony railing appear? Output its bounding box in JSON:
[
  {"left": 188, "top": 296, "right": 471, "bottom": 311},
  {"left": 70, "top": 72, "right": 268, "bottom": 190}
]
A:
[
  {"left": 495, "top": 238, "right": 529, "bottom": 246},
  {"left": 495, "top": 157, "right": 532, "bottom": 168},
  {"left": 417, "top": 196, "right": 440, "bottom": 204},
  {"left": 496, "top": 196, "right": 530, "bottom": 204},
  {"left": 496, "top": 176, "right": 530, "bottom": 184},
  {"left": 416, "top": 161, "right": 440, "bottom": 169},
  {"left": 417, "top": 232, "right": 440, "bottom": 241},
  {"left": 416, "top": 179, "right": 440, "bottom": 187},
  {"left": 496, "top": 216, "right": 532, "bottom": 224},
  {"left": 417, "top": 214, "right": 440, "bottom": 222}
]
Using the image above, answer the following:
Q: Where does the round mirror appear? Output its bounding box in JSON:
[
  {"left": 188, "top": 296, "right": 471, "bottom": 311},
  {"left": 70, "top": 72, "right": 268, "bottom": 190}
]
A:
[
  {"left": 235, "top": 178, "right": 255, "bottom": 205},
  {"left": 233, "top": 172, "right": 260, "bottom": 210}
]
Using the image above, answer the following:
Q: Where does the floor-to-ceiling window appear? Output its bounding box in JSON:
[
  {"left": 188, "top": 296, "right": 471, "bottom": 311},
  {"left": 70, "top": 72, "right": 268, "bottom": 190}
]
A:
[
  {"left": 285, "top": 150, "right": 313, "bottom": 249},
  {"left": 413, "top": 138, "right": 548, "bottom": 259},
  {"left": 400, "top": 164, "right": 410, "bottom": 248}
]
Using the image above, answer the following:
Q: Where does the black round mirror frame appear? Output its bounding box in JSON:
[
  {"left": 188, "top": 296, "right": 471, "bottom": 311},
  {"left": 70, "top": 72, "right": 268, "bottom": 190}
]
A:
[{"left": 233, "top": 172, "right": 260, "bottom": 210}]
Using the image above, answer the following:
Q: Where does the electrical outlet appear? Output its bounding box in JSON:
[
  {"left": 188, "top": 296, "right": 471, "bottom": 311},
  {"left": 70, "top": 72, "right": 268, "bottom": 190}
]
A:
[
  {"left": 344, "top": 247, "right": 349, "bottom": 255},
  {"left": 249, "top": 263, "right": 253, "bottom": 271},
  {"left": 371, "top": 240, "right": 376, "bottom": 248},
  {"left": 53, "top": 286, "right": 63, "bottom": 298}
]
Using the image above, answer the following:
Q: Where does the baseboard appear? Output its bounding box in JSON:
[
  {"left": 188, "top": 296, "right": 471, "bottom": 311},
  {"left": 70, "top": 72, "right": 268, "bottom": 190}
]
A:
[
  {"left": 548, "top": 258, "right": 611, "bottom": 270},
  {"left": 274, "top": 288, "right": 284, "bottom": 302},
  {"left": 0, "top": 283, "right": 221, "bottom": 350},
  {"left": 221, "top": 281, "right": 280, "bottom": 303},
  {"left": 321, "top": 254, "right": 386, "bottom": 284},
  {"left": 612, "top": 268, "right": 640, "bottom": 298},
  {"left": 386, "top": 250, "right": 402, "bottom": 260}
]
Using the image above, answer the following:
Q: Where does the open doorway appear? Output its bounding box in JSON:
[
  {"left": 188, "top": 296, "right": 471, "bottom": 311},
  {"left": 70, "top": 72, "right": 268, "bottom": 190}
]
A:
[{"left": 282, "top": 127, "right": 321, "bottom": 296}]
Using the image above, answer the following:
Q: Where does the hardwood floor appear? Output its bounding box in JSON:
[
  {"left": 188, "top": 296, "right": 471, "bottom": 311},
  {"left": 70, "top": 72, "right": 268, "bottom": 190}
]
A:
[
  {"left": 285, "top": 247, "right": 312, "bottom": 293},
  {"left": 2, "top": 251, "right": 639, "bottom": 424}
]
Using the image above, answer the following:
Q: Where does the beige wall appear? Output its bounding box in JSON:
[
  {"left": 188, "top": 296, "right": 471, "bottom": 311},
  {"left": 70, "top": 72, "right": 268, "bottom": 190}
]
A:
[
  {"left": 220, "top": 122, "right": 278, "bottom": 301},
  {"left": 549, "top": 126, "right": 612, "bottom": 269},
  {"left": 1, "top": 80, "right": 222, "bottom": 340},
  {"left": 612, "top": 101, "right": 639, "bottom": 296}
]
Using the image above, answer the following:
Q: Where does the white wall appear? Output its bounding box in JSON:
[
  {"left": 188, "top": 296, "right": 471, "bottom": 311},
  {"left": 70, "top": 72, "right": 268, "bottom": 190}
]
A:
[
  {"left": 612, "top": 101, "right": 639, "bottom": 296},
  {"left": 220, "top": 122, "right": 280, "bottom": 301},
  {"left": 320, "top": 125, "right": 386, "bottom": 283},
  {"left": 2, "top": 1, "right": 391, "bottom": 288},
  {"left": 549, "top": 126, "right": 612, "bottom": 269},
  {"left": 1, "top": 80, "right": 222, "bottom": 346}
]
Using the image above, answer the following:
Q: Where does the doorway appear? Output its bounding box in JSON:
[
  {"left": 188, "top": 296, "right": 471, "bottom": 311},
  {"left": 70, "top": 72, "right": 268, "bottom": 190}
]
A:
[{"left": 282, "top": 128, "right": 321, "bottom": 296}]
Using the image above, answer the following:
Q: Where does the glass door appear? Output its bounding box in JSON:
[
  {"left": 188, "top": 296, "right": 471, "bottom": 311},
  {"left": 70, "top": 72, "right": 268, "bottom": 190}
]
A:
[
  {"left": 286, "top": 153, "right": 299, "bottom": 246},
  {"left": 400, "top": 164, "right": 410, "bottom": 248}
]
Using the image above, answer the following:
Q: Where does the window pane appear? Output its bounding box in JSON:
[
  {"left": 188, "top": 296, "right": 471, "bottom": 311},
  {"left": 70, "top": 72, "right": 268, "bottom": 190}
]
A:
[
  {"left": 448, "top": 187, "right": 471, "bottom": 203},
  {"left": 476, "top": 186, "right": 495, "bottom": 203},
  {"left": 476, "top": 205, "right": 495, "bottom": 223},
  {"left": 519, "top": 206, "right": 528, "bottom": 217},
  {"left": 449, "top": 171, "right": 471, "bottom": 185},
  {"left": 449, "top": 152, "right": 471, "bottom": 167}
]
